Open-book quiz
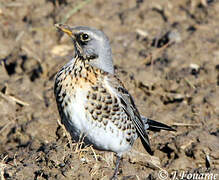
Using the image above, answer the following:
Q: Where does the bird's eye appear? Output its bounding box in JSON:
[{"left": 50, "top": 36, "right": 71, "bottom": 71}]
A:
[{"left": 80, "top": 33, "right": 90, "bottom": 41}]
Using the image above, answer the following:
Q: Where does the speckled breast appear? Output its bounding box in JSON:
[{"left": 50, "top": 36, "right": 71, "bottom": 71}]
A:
[{"left": 54, "top": 58, "right": 137, "bottom": 153}]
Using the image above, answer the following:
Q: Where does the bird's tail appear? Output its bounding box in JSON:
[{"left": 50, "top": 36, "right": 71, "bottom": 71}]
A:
[{"left": 141, "top": 116, "right": 176, "bottom": 132}]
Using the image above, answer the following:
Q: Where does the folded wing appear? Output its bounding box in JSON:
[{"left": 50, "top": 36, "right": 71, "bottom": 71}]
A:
[{"left": 104, "top": 74, "right": 153, "bottom": 155}]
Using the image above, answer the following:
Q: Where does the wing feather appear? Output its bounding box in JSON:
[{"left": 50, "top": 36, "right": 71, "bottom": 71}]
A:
[{"left": 104, "top": 74, "right": 153, "bottom": 155}]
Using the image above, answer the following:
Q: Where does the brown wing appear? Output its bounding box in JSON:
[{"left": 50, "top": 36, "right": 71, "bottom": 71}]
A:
[{"left": 104, "top": 74, "right": 153, "bottom": 155}]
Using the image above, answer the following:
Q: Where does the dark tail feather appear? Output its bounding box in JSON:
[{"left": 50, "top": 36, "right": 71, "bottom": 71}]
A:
[
  {"left": 147, "top": 119, "right": 176, "bottom": 132},
  {"left": 139, "top": 136, "right": 154, "bottom": 156}
]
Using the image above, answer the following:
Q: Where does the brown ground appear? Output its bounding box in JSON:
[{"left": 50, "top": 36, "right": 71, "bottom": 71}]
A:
[{"left": 0, "top": 0, "right": 219, "bottom": 179}]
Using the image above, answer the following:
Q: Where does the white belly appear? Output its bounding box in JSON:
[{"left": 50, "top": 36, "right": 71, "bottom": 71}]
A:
[{"left": 62, "top": 89, "right": 131, "bottom": 154}]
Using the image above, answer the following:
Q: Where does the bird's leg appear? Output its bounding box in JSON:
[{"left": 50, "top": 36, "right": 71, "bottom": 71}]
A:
[{"left": 111, "top": 155, "right": 122, "bottom": 179}]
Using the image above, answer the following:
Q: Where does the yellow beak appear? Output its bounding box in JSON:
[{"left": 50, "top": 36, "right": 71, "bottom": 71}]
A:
[{"left": 55, "top": 23, "right": 73, "bottom": 37}]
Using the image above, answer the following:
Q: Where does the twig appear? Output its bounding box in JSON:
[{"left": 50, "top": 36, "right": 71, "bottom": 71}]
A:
[
  {"left": 0, "top": 155, "right": 8, "bottom": 180},
  {"left": 90, "top": 146, "right": 98, "bottom": 162},
  {"left": 0, "top": 60, "right": 8, "bottom": 76},
  {"left": 173, "top": 123, "right": 201, "bottom": 127},
  {"left": 61, "top": 0, "right": 92, "bottom": 24},
  {"left": 181, "top": 140, "right": 195, "bottom": 150},
  {"left": 127, "top": 150, "right": 163, "bottom": 170},
  {"left": 0, "top": 122, "right": 13, "bottom": 135},
  {"left": 0, "top": 92, "right": 29, "bottom": 106},
  {"left": 21, "top": 46, "right": 42, "bottom": 63},
  {"left": 142, "top": 41, "right": 173, "bottom": 65},
  {"left": 15, "top": 30, "right": 25, "bottom": 42},
  {"left": 3, "top": 2, "right": 23, "bottom": 7},
  {"left": 184, "top": 78, "right": 195, "bottom": 89},
  {"left": 57, "top": 118, "right": 74, "bottom": 150}
]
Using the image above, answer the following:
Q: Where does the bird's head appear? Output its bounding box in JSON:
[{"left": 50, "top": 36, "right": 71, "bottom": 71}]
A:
[{"left": 55, "top": 24, "right": 114, "bottom": 74}]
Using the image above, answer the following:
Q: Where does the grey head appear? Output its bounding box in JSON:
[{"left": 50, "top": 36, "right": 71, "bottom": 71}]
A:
[{"left": 55, "top": 24, "right": 114, "bottom": 74}]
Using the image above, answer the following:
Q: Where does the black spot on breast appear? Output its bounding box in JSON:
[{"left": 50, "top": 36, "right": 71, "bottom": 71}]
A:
[
  {"left": 106, "top": 99, "right": 113, "bottom": 104},
  {"left": 100, "top": 88, "right": 106, "bottom": 93},
  {"left": 62, "top": 91, "right": 66, "bottom": 98},
  {"left": 85, "top": 66, "right": 89, "bottom": 71},
  {"left": 94, "top": 72, "right": 98, "bottom": 78},
  {"left": 106, "top": 110, "right": 111, "bottom": 114},
  {"left": 102, "top": 114, "right": 109, "bottom": 118},
  {"left": 96, "top": 104, "right": 102, "bottom": 110},
  {"left": 126, "top": 138, "right": 131, "bottom": 143},
  {"left": 96, "top": 111, "right": 102, "bottom": 115},
  {"left": 64, "top": 101, "right": 68, "bottom": 107},
  {"left": 113, "top": 107, "right": 120, "bottom": 112},
  {"left": 101, "top": 96, "right": 105, "bottom": 102},
  {"left": 92, "top": 86, "right": 98, "bottom": 91},
  {"left": 103, "top": 106, "right": 108, "bottom": 111},
  {"left": 97, "top": 95, "right": 101, "bottom": 101},
  {"left": 98, "top": 117, "right": 102, "bottom": 122},
  {"left": 63, "top": 75, "right": 67, "bottom": 80},
  {"left": 114, "top": 121, "right": 119, "bottom": 126},
  {"left": 114, "top": 97, "right": 118, "bottom": 104},
  {"left": 92, "top": 114, "right": 98, "bottom": 120},
  {"left": 89, "top": 109, "right": 94, "bottom": 114},
  {"left": 114, "top": 103, "right": 119, "bottom": 108},
  {"left": 122, "top": 126, "right": 126, "bottom": 131},
  {"left": 106, "top": 95, "right": 112, "bottom": 99},
  {"left": 92, "top": 93, "right": 97, "bottom": 100},
  {"left": 68, "top": 70, "right": 72, "bottom": 74},
  {"left": 103, "top": 119, "right": 108, "bottom": 126},
  {"left": 79, "top": 66, "right": 83, "bottom": 72},
  {"left": 111, "top": 112, "right": 116, "bottom": 116}
]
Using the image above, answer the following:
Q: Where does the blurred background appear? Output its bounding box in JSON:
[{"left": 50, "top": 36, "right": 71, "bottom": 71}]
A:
[{"left": 0, "top": 0, "right": 218, "bottom": 179}]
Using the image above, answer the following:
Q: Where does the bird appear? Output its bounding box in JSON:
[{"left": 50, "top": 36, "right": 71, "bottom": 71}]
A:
[{"left": 54, "top": 23, "right": 175, "bottom": 179}]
